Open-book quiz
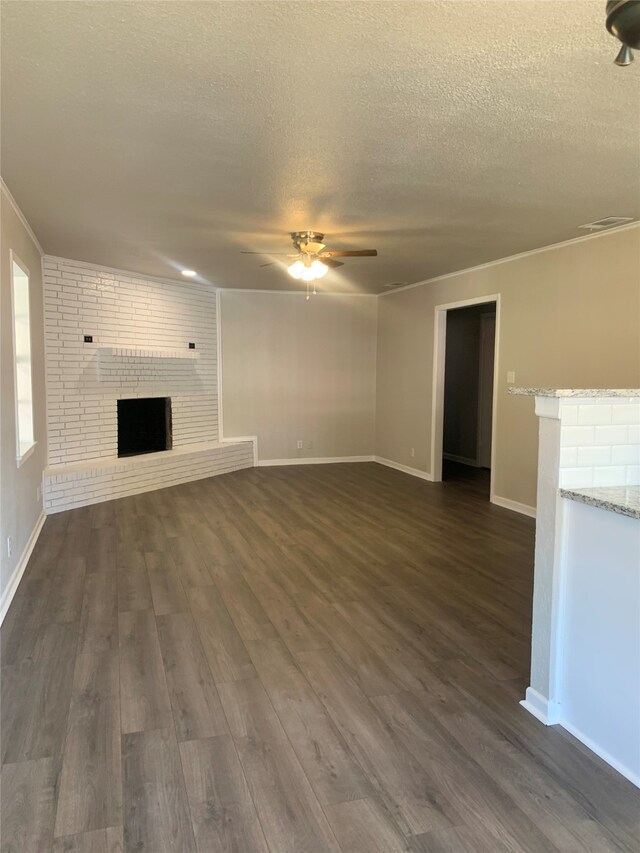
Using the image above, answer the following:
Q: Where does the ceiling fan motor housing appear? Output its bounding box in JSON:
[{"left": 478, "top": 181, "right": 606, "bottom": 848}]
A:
[
  {"left": 291, "top": 231, "right": 325, "bottom": 252},
  {"left": 606, "top": 0, "right": 640, "bottom": 48}
]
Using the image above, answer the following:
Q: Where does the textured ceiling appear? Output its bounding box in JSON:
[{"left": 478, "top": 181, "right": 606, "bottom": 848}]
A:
[{"left": 1, "top": 1, "right": 639, "bottom": 293}]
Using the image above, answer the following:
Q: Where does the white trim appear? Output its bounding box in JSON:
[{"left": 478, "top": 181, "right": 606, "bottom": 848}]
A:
[
  {"left": 443, "top": 452, "right": 480, "bottom": 468},
  {"left": 378, "top": 221, "right": 640, "bottom": 298},
  {"left": 10, "top": 250, "right": 37, "bottom": 467},
  {"left": 520, "top": 687, "right": 561, "bottom": 725},
  {"left": 559, "top": 718, "right": 640, "bottom": 790},
  {"left": 0, "top": 512, "right": 45, "bottom": 625},
  {"left": 16, "top": 441, "right": 37, "bottom": 468},
  {"left": 44, "top": 254, "right": 217, "bottom": 292},
  {"left": 41, "top": 253, "right": 50, "bottom": 470},
  {"left": 535, "top": 396, "right": 561, "bottom": 419},
  {"left": 259, "top": 455, "right": 374, "bottom": 467},
  {"left": 521, "top": 688, "right": 640, "bottom": 788},
  {"left": 373, "top": 456, "right": 434, "bottom": 481},
  {"left": 491, "top": 494, "right": 537, "bottom": 519},
  {"left": 0, "top": 178, "right": 44, "bottom": 256},
  {"left": 487, "top": 297, "right": 503, "bottom": 505},
  {"left": 430, "top": 295, "right": 500, "bottom": 503},
  {"left": 550, "top": 493, "right": 569, "bottom": 715}
]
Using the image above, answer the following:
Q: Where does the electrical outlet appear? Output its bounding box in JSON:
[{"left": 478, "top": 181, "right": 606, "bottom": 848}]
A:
[
  {"left": 507, "top": 371, "right": 516, "bottom": 384},
  {"left": 305, "top": 440, "right": 313, "bottom": 451},
  {"left": 6, "top": 537, "right": 12, "bottom": 558},
  {"left": 410, "top": 447, "right": 415, "bottom": 458},
  {"left": 297, "top": 440, "right": 303, "bottom": 450}
]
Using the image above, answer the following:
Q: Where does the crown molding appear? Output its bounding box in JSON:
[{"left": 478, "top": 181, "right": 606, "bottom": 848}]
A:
[
  {"left": 379, "top": 221, "right": 640, "bottom": 298},
  {"left": 0, "top": 177, "right": 45, "bottom": 256}
]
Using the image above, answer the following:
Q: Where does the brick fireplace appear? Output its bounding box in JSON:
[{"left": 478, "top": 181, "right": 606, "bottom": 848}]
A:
[{"left": 42, "top": 256, "right": 253, "bottom": 512}]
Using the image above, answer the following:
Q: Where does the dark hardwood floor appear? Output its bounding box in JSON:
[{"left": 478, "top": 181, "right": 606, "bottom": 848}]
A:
[{"left": 1, "top": 463, "right": 638, "bottom": 852}]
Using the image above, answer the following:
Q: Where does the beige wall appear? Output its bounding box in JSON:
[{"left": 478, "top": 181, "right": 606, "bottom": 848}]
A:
[
  {"left": 1, "top": 184, "right": 46, "bottom": 606},
  {"left": 221, "top": 291, "right": 378, "bottom": 461},
  {"left": 376, "top": 226, "right": 640, "bottom": 509}
]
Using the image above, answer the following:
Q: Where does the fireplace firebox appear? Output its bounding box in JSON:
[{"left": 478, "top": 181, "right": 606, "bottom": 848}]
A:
[{"left": 117, "top": 397, "right": 172, "bottom": 458}]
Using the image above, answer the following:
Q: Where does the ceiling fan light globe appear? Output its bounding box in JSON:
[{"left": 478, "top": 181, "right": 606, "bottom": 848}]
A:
[
  {"left": 300, "top": 266, "right": 318, "bottom": 282},
  {"left": 287, "top": 260, "right": 304, "bottom": 279},
  {"left": 311, "top": 260, "right": 329, "bottom": 278}
]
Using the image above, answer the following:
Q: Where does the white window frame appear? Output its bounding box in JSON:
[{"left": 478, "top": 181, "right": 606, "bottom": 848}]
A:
[{"left": 10, "top": 250, "right": 36, "bottom": 466}]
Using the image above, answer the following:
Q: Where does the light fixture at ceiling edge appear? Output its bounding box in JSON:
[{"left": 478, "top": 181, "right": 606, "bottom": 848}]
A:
[{"left": 606, "top": 0, "right": 640, "bottom": 65}]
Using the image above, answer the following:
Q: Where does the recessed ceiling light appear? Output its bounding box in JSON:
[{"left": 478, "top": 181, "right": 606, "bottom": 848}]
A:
[{"left": 181, "top": 269, "right": 197, "bottom": 277}]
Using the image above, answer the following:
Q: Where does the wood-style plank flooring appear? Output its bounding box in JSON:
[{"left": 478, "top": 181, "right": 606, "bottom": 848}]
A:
[{"left": 2, "top": 462, "right": 639, "bottom": 852}]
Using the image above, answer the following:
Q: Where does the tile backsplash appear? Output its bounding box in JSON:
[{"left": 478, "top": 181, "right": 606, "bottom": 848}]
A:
[{"left": 559, "top": 398, "right": 640, "bottom": 488}]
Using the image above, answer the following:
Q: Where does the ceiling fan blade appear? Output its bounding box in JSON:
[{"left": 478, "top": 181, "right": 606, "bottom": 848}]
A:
[
  {"left": 320, "top": 249, "right": 378, "bottom": 258},
  {"left": 259, "top": 262, "right": 278, "bottom": 267},
  {"left": 321, "top": 258, "right": 344, "bottom": 268}
]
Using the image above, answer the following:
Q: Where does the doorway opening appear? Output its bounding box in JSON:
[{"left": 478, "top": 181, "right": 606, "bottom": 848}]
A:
[{"left": 431, "top": 295, "right": 500, "bottom": 501}]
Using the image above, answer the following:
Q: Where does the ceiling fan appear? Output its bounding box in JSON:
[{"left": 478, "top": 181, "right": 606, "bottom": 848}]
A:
[
  {"left": 241, "top": 231, "right": 378, "bottom": 294},
  {"left": 606, "top": 0, "right": 640, "bottom": 65}
]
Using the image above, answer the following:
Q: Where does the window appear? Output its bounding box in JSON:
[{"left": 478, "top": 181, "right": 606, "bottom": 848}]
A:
[{"left": 11, "top": 253, "right": 35, "bottom": 464}]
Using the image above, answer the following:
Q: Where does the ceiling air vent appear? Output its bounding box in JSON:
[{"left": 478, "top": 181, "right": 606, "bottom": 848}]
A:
[
  {"left": 579, "top": 216, "right": 634, "bottom": 231},
  {"left": 383, "top": 281, "right": 409, "bottom": 288}
]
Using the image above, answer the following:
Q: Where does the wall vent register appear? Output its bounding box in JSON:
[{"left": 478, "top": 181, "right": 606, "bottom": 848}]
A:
[
  {"left": 117, "top": 397, "right": 172, "bottom": 457},
  {"left": 578, "top": 216, "right": 634, "bottom": 231}
]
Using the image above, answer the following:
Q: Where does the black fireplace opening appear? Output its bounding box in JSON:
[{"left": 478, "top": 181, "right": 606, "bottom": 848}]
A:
[{"left": 117, "top": 397, "right": 172, "bottom": 458}]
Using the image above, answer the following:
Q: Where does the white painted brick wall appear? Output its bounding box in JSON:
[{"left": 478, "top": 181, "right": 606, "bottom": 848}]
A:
[
  {"left": 43, "top": 256, "right": 253, "bottom": 510},
  {"left": 44, "top": 256, "right": 219, "bottom": 464},
  {"left": 44, "top": 441, "right": 254, "bottom": 513},
  {"left": 559, "top": 398, "right": 640, "bottom": 488}
]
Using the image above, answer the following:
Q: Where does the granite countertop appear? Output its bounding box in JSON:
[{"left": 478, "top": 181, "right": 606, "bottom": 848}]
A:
[
  {"left": 509, "top": 388, "right": 640, "bottom": 398},
  {"left": 560, "top": 486, "right": 640, "bottom": 520}
]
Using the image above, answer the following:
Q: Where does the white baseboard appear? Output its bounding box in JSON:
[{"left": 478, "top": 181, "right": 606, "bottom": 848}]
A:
[
  {"left": 258, "top": 455, "right": 374, "bottom": 467},
  {"left": 373, "top": 456, "right": 435, "bottom": 482},
  {"left": 0, "top": 511, "right": 45, "bottom": 625},
  {"left": 560, "top": 718, "right": 640, "bottom": 789},
  {"left": 520, "top": 687, "right": 561, "bottom": 725},
  {"left": 443, "top": 452, "right": 480, "bottom": 467},
  {"left": 492, "top": 494, "right": 537, "bottom": 519},
  {"left": 521, "top": 686, "right": 639, "bottom": 787}
]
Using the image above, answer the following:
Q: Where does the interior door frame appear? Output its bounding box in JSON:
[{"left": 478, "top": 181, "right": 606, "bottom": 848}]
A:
[{"left": 430, "top": 294, "right": 501, "bottom": 501}]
